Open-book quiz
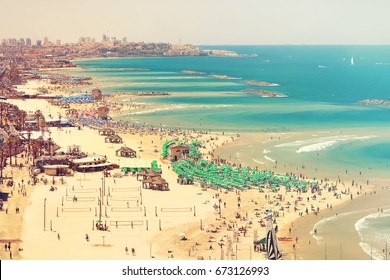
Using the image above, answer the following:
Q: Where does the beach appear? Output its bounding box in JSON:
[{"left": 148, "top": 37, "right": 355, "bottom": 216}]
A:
[{"left": 0, "top": 91, "right": 370, "bottom": 261}]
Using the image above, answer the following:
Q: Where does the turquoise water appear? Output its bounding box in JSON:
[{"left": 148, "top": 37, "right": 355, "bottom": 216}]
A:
[
  {"left": 74, "top": 45, "right": 390, "bottom": 130},
  {"left": 73, "top": 46, "right": 390, "bottom": 175}
]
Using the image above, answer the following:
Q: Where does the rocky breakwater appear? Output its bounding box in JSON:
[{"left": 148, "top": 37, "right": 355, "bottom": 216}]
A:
[
  {"left": 244, "top": 80, "right": 279, "bottom": 86},
  {"left": 181, "top": 70, "right": 206, "bottom": 75},
  {"left": 360, "top": 99, "right": 390, "bottom": 106},
  {"left": 244, "top": 88, "right": 287, "bottom": 97}
]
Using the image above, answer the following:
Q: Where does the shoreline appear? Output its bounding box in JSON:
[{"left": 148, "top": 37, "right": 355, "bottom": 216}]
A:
[
  {"left": 2, "top": 63, "right": 389, "bottom": 260},
  {"left": 5, "top": 97, "right": 366, "bottom": 259}
]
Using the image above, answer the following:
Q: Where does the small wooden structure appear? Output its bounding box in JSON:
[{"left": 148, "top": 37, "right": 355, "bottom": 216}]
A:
[
  {"left": 43, "top": 164, "right": 70, "bottom": 176},
  {"left": 170, "top": 145, "right": 190, "bottom": 162},
  {"left": 97, "top": 105, "right": 109, "bottom": 120},
  {"left": 137, "top": 169, "right": 161, "bottom": 181},
  {"left": 70, "top": 155, "right": 113, "bottom": 172},
  {"left": 116, "top": 146, "right": 137, "bottom": 158},
  {"left": 92, "top": 88, "right": 103, "bottom": 101},
  {"left": 105, "top": 134, "right": 123, "bottom": 144},
  {"left": 142, "top": 177, "right": 169, "bottom": 191},
  {"left": 99, "top": 128, "right": 115, "bottom": 136}
]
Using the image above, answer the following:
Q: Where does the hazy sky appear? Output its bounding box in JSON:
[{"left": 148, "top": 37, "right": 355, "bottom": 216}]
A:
[{"left": 2, "top": 0, "right": 390, "bottom": 44}]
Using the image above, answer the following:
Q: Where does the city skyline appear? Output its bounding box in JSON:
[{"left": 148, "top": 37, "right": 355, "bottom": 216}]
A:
[{"left": 2, "top": 0, "right": 390, "bottom": 45}]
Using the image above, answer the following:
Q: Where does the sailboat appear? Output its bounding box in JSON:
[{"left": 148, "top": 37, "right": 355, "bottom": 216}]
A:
[
  {"left": 351, "top": 56, "right": 354, "bottom": 66},
  {"left": 266, "top": 220, "right": 282, "bottom": 260}
]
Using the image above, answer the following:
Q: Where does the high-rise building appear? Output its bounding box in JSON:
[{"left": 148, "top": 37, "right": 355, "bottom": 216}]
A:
[
  {"left": 43, "top": 37, "right": 49, "bottom": 45},
  {"left": 56, "top": 39, "right": 61, "bottom": 46},
  {"left": 26, "top": 38, "right": 32, "bottom": 46},
  {"left": 36, "top": 40, "right": 42, "bottom": 47},
  {"left": 19, "top": 38, "right": 25, "bottom": 45},
  {"left": 102, "top": 34, "right": 108, "bottom": 42}
]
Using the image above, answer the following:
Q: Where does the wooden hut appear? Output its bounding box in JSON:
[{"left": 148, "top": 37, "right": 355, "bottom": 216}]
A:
[
  {"left": 97, "top": 105, "right": 109, "bottom": 120},
  {"left": 99, "top": 128, "right": 115, "bottom": 136},
  {"left": 105, "top": 134, "right": 123, "bottom": 144},
  {"left": 137, "top": 169, "right": 161, "bottom": 181},
  {"left": 116, "top": 146, "right": 137, "bottom": 158},
  {"left": 70, "top": 155, "right": 113, "bottom": 172},
  {"left": 43, "top": 164, "right": 70, "bottom": 176},
  {"left": 169, "top": 145, "right": 190, "bottom": 162},
  {"left": 92, "top": 88, "right": 103, "bottom": 101},
  {"left": 142, "top": 177, "right": 169, "bottom": 191}
]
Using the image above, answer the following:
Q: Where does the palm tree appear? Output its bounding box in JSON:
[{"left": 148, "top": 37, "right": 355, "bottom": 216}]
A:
[{"left": 0, "top": 144, "right": 5, "bottom": 178}]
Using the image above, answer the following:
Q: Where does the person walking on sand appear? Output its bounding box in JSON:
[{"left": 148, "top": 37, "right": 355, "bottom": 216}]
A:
[
  {"left": 125, "top": 247, "right": 129, "bottom": 255},
  {"left": 57, "top": 233, "right": 60, "bottom": 240},
  {"left": 131, "top": 248, "right": 135, "bottom": 256}
]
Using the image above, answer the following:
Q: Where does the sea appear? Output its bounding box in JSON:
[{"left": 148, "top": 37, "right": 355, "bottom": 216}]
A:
[{"left": 72, "top": 45, "right": 390, "bottom": 259}]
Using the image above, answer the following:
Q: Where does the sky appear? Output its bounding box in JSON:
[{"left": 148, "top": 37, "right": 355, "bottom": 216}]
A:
[{"left": 1, "top": 0, "right": 390, "bottom": 45}]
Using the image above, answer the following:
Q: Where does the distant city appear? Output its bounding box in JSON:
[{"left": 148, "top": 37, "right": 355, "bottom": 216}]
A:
[
  {"left": 0, "top": 34, "right": 239, "bottom": 97},
  {"left": 0, "top": 34, "right": 238, "bottom": 58}
]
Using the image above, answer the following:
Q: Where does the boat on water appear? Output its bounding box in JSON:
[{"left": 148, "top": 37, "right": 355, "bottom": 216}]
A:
[{"left": 351, "top": 56, "right": 354, "bottom": 65}]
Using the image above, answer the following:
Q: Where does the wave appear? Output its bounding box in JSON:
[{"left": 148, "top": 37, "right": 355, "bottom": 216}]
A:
[
  {"left": 262, "top": 149, "right": 271, "bottom": 154},
  {"left": 125, "top": 104, "right": 233, "bottom": 115},
  {"left": 264, "top": 156, "right": 276, "bottom": 163},
  {"left": 358, "top": 242, "right": 384, "bottom": 260},
  {"left": 252, "top": 158, "right": 265, "bottom": 165},
  {"left": 318, "top": 65, "right": 328, "bottom": 69},
  {"left": 296, "top": 140, "right": 337, "bottom": 153},
  {"left": 297, "top": 135, "right": 377, "bottom": 153},
  {"left": 355, "top": 211, "right": 390, "bottom": 231},
  {"left": 375, "top": 62, "right": 390, "bottom": 65},
  {"left": 310, "top": 214, "right": 341, "bottom": 242},
  {"left": 275, "top": 135, "right": 377, "bottom": 153},
  {"left": 355, "top": 210, "right": 390, "bottom": 260}
]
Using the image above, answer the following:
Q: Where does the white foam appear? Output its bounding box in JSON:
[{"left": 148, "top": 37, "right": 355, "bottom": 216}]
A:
[
  {"left": 310, "top": 215, "right": 338, "bottom": 242},
  {"left": 355, "top": 210, "right": 390, "bottom": 259},
  {"left": 359, "top": 242, "right": 383, "bottom": 260},
  {"left": 262, "top": 149, "right": 271, "bottom": 154},
  {"left": 264, "top": 156, "right": 276, "bottom": 163},
  {"left": 355, "top": 211, "right": 390, "bottom": 233},
  {"left": 274, "top": 134, "right": 377, "bottom": 153},
  {"left": 126, "top": 104, "right": 233, "bottom": 115},
  {"left": 252, "top": 158, "right": 264, "bottom": 165},
  {"left": 296, "top": 140, "right": 338, "bottom": 153}
]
